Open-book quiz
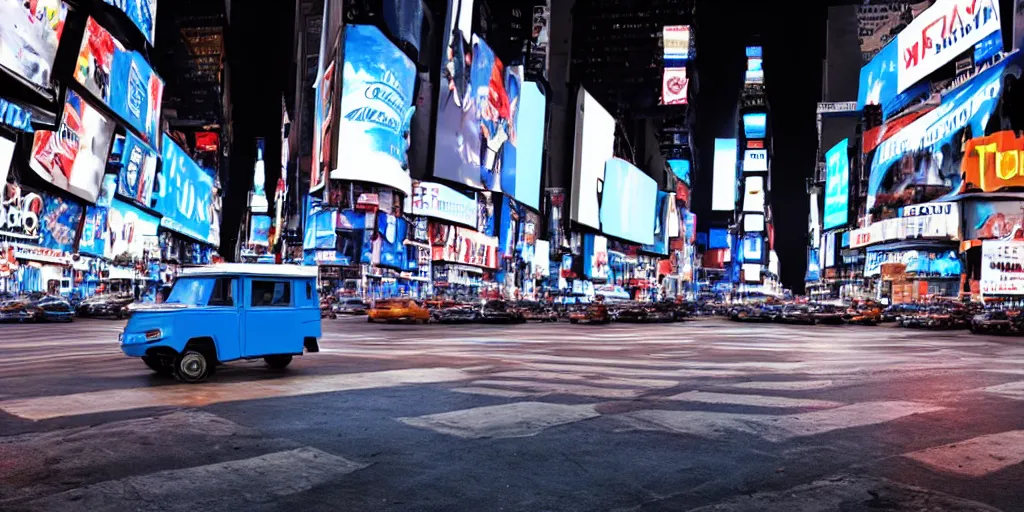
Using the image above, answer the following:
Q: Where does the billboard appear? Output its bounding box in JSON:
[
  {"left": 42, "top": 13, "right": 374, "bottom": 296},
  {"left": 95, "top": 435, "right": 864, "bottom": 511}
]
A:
[
  {"left": 668, "top": 159, "right": 690, "bottom": 185},
  {"left": 249, "top": 215, "right": 271, "bottom": 246},
  {"left": 742, "top": 176, "right": 765, "bottom": 212},
  {"left": 409, "top": 180, "right": 476, "bottom": 227},
  {"left": 744, "top": 213, "right": 765, "bottom": 233},
  {"left": 106, "top": 198, "right": 159, "bottom": 259},
  {"left": 823, "top": 139, "right": 849, "bottom": 230},
  {"left": 75, "top": 18, "right": 164, "bottom": 147},
  {"left": 897, "top": 0, "right": 1001, "bottom": 93},
  {"left": 570, "top": 88, "right": 616, "bottom": 228},
  {"left": 742, "top": 113, "right": 766, "bottom": 138},
  {"left": 78, "top": 174, "right": 117, "bottom": 256},
  {"left": 116, "top": 131, "right": 158, "bottom": 207},
  {"left": 711, "top": 138, "right": 737, "bottom": 211},
  {"left": 30, "top": 90, "right": 116, "bottom": 204},
  {"left": 430, "top": 225, "right": 498, "bottom": 268},
  {"left": 661, "top": 67, "right": 688, "bottom": 105},
  {"left": 745, "top": 56, "right": 763, "bottom": 84},
  {"left": 743, "top": 149, "right": 767, "bottom": 172},
  {"left": 103, "top": 0, "right": 157, "bottom": 44},
  {"left": 662, "top": 25, "right": 690, "bottom": 63},
  {"left": 37, "top": 193, "right": 83, "bottom": 253},
  {"left": 641, "top": 191, "right": 671, "bottom": 255},
  {"left": 856, "top": 0, "right": 932, "bottom": 62},
  {"left": 0, "top": 1, "right": 67, "bottom": 89},
  {"left": 310, "top": 61, "right": 334, "bottom": 193},
  {"left": 981, "top": 240, "right": 1024, "bottom": 294},
  {"left": 849, "top": 202, "right": 959, "bottom": 248},
  {"left": 599, "top": 158, "right": 657, "bottom": 245},
  {"left": 963, "top": 200, "right": 1024, "bottom": 241},
  {"left": 331, "top": 25, "right": 416, "bottom": 196},
  {"left": 583, "top": 234, "right": 609, "bottom": 280},
  {"left": 155, "top": 134, "right": 215, "bottom": 243},
  {"left": 742, "top": 263, "right": 761, "bottom": 282},
  {"left": 504, "top": 80, "right": 545, "bottom": 209},
  {"left": 962, "top": 131, "right": 1024, "bottom": 193},
  {"left": 856, "top": 40, "right": 930, "bottom": 117}
]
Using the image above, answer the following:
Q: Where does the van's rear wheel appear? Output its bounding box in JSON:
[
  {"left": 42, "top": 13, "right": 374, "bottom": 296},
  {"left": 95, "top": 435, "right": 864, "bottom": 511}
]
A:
[
  {"left": 142, "top": 356, "right": 173, "bottom": 376},
  {"left": 264, "top": 355, "right": 293, "bottom": 369},
  {"left": 174, "top": 350, "right": 211, "bottom": 383}
]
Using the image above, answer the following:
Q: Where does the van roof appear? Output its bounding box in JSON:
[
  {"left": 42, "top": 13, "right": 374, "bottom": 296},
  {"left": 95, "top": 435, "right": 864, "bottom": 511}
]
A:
[{"left": 180, "top": 263, "right": 318, "bottom": 278}]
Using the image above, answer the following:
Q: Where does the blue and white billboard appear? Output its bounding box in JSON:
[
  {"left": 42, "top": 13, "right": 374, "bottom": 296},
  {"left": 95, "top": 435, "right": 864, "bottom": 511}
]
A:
[
  {"left": 103, "top": 0, "right": 157, "bottom": 44},
  {"left": 38, "top": 194, "right": 82, "bottom": 254},
  {"left": 409, "top": 180, "right": 477, "bottom": 227},
  {"left": 742, "top": 113, "right": 766, "bottom": 139},
  {"left": 856, "top": 41, "right": 929, "bottom": 118},
  {"left": 155, "top": 134, "right": 215, "bottom": 243},
  {"left": 116, "top": 131, "right": 158, "bottom": 208},
  {"left": 668, "top": 159, "right": 690, "bottom": 185},
  {"left": 742, "top": 235, "right": 764, "bottom": 262},
  {"left": 302, "top": 197, "right": 337, "bottom": 251},
  {"left": 249, "top": 215, "right": 271, "bottom": 246},
  {"left": 823, "top": 139, "right": 849, "bottom": 230},
  {"left": 711, "top": 138, "right": 738, "bottom": 211},
  {"left": 106, "top": 198, "right": 159, "bottom": 259},
  {"left": 599, "top": 158, "right": 657, "bottom": 245},
  {"left": 331, "top": 25, "right": 417, "bottom": 196},
  {"left": 502, "top": 80, "right": 545, "bottom": 209},
  {"left": 641, "top": 191, "right": 670, "bottom": 255}
]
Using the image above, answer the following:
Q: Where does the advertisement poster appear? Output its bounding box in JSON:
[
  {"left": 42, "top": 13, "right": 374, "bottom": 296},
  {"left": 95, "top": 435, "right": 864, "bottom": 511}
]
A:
[
  {"left": 249, "top": 215, "right": 271, "bottom": 246},
  {"left": 38, "top": 193, "right": 83, "bottom": 253},
  {"left": 963, "top": 200, "right": 1024, "bottom": 241},
  {"left": 981, "top": 240, "right": 1024, "bottom": 294},
  {"left": 471, "top": 36, "right": 510, "bottom": 193},
  {"left": 302, "top": 197, "right": 337, "bottom": 250},
  {"left": 477, "top": 191, "right": 495, "bottom": 236},
  {"left": 641, "top": 191, "right": 670, "bottom": 256},
  {"left": 331, "top": 25, "right": 416, "bottom": 196},
  {"left": 570, "top": 89, "right": 616, "bottom": 228},
  {"left": 528, "top": 3, "right": 549, "bottom": 79},
  {"left": 310, "top": 61, "right": 333, "bottom": 193},
  {"left": 78, "top": 174, "right": 117, "bottom": 256},
  {"left": 377, "top": 213, "right": 407, "bottom": 270},
  {"left": 856, "top": 0, "right": 931, "bottom": 62},
  {"left": 433, "top": 18, "right": 480, "bottom": 189},
  {"left": 103, "top": 0, "right": 157, "bottom": 44},
  {"left": 116, "top": 131, "right": 157, "bottom": 207},
  {"left": 409, "top": 180, "right": 476, "bottom": 227},
  {"left": 743, "top": 149, "right": 767, "bottom": 172},
  {"left": 742, "top": 113, "right": 766, "bottom": 138},
  {"left": 962, "top": 131, "right": 1024, "bottom": 193},
  {"left": 662, "top": 25, "right": 690, "bottom": 63},
  {"left": 504, "top": 80, "right": 544, "bottom": 209},
  {"left": 495, "top": 65, "right": 521, "bottom": 195},
  {"left": 661, "top": 67, "right": 688, "bottom": 105},
  {"left": 75, "top": 18, "right": 164, "bottom": 146},
  {"left": 668, "top": 159, "right": 690, "bottom": 185},
  {"left": 599, "top": 158, "right": 657, "bottom": 245},
  {"left": 106, "top": 198, "right": 158, "bottom": 259},
  {"left": 824, "top": 139, "right": 849, "bottom": 229},
  {"left": 430, "top": 226, "right": 498, "bottom": 268},
  {"left": 0, "top": 1, "right": 66, "bottom": 89},
  {"left": 30, "top": 90, "right": 116, "bottom": 204},
  {"left": 583, "top": 234, "right": 609, "bottom": 280},
  {"left": 0, "top": 184, "right": 44, "bottom": 240},
  {"left": 154, "top": 134, "right": 214, "bottom": 242},
  {"left": 867, "top": 51, "right": 1022, "bottom": 216}
]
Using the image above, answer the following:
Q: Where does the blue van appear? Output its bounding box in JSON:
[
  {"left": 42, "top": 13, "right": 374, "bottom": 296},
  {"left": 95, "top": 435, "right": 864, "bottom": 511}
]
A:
[{"left": 120, "top": 264, "right": 322, "bottom": 382}]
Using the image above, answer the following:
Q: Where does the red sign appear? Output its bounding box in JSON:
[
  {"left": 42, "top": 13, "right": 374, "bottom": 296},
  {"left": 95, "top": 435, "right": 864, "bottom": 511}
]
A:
[
  {"left": 747, "top": 140, "right": 764, "bottom": 149},
  {"left": 195, "top": 132, "right": 220, "bottom": 152},
  {"left": 431, "top": 227, "right": 498, "bottom": 269}
]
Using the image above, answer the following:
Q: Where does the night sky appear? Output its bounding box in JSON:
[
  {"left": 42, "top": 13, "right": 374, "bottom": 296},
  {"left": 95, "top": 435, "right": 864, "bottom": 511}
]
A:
[{"left": 225, "top": 1, "right": 829, "bottom": 292}]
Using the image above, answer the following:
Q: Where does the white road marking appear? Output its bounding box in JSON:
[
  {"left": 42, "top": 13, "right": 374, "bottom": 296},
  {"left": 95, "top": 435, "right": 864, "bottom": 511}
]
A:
[
  {"left": 490, "top": 370, "right": 679, "bottom": 389},
  {"left": 0, "top": 368, "right": 472, "bottom": 420},
  {"left": 982, "top": 381, "right": 1024, "bottom": 400},
  {"left": 618, "top": 401, "right": 943, "bottom": 442},
  {"left": 664, "top": 391, "right": 842, "bottom": 409},
  {"left": 399, "top": 402, "right": 599, "bottom": 439},
  {"left": 449, "top": 387, "right": 534, "bottom": 398},
  {"left": 469, "top": 379, "right": 646, "bottom": 399},
  {"left": 21, "top": 447, "right": 366, "bottom": 511},
  {"left": 729, "top": 380, "right": 838, "bottom": 391},
  {"left": 905, "top": 430, "right": 1024, "bottom": 477}
]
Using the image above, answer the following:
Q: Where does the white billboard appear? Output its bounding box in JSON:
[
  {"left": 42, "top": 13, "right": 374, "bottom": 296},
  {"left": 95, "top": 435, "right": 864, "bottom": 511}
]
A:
[
  {"left": 662, "top": 25, "right": 690, "bottom": 61},
  {"left": 711, "top": 138, "right": 737, "bottom": 211},
  {"left": 744, "top": 213, "right": 765, "bottom": 233},
  {"left": 742, "top": 176, "right": 765, "bottom": 212},
  {"left": 981, "top": 240, "right": 1024, "bottom": 295},
  {"left": 407, "top": 180, "right": 477, "bottom": 227},
  {"left": 742, "top": 263, "right": 762, "bottom": 283},
  {"left": 743, "top": 149, "right": 767, "bottom": 172},
  {"left": 570, "top": 88, "right": 616, "bottom": 229}
]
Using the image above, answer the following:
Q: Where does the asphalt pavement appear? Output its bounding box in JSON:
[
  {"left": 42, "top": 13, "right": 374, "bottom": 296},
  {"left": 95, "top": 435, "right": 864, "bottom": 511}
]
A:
[{"left": 1, "top": 316, "right": 1023, "bottom": 511}]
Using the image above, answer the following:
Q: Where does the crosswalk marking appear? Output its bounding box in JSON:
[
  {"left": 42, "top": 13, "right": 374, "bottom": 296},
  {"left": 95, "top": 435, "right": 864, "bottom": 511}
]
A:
[
  {"left": 905, "top": 430, "right": 1024, "bottom": 477},
  {"left": 468, "top": 379, "right": 647, "bottom": 399},
  {"left": 399, "top": 402, "right": 600, "bottom": 439},
  {"left": 729, "top": 380, "right": 838, "bottom": 391},
  {"left": 664, "top": 391, "right": 843, "bottom": 408},
  {"left": 982, "top": 381, "right": 1024, "bottom": 400},
  {"left": 20, "top": 447, "right": 367, "bottom": 511}
]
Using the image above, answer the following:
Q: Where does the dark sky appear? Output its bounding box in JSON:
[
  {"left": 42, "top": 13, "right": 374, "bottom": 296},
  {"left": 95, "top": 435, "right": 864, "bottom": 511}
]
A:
[{"left": 693, "top": 0, "right": 828, "bottom": 293}]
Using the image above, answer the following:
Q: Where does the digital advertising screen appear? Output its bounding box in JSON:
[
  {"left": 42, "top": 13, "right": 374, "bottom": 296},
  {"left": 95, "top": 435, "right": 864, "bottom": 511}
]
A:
[
  {"left": 30, "top": 90, "right": 116, "bottom": 204},
  {"left": 310, "top": 61, "right": 334, "bottom": 193},
  {"left": 107, "top": 198, "right": 159, "bottom": 259},
  {"left": 599, "top": 158, "right": 657, "bottom": 245},
  {"left": 742, "top": 176, "right": 765, "bottom": 212},
  {"left": 116, "top": 131, "right": 158, "bottom": 208},
  {"left": 981, "top": 241, "right": 1024, "bottom": 294},
  {"left": 570, "top": 88, "right": 616, "bottom": 229},
  {"left": 661, "top": 67, "right": 688, "bottom": 105},
  {"left": 75, "top": 18, "right": 164, "bottom": 147},
  {"left": 745, "top": 46, "right": 762, "bottom": 58},
  {"left": 583, "top": 234, "right": 609, "bottom": 280},
  {"left": 504, "top": 80, "right": 545, "bottom": 209},
  {"left": 709, "top": 228, "right": 729, "bottom": 249},
  {"left": 332, "top": 25, "right": 417, "bottom": 196},
  {"left": 742, "top": 263, "right": 761, "bottom": 282},
  {"left": 662, "top": 25, "right": 690, "bottom": 63},
  {"left": 302, "top": 196, "right": 337, "bottom": 250},
  {"left": 711, "top": 138, "right": 737, "bottom": 211},
  {"left": 742, "top": 113, "right": 767, "bottom": 139},
  {"left": 745, "top": 57, "right": 763, "bottom": 83},
  {"left": 744, "top": 213, "right": 765, "bottom": 233},
  {"left": 641, "top": 191, "right": 670, "bottom": 255},
  {"left": 103, "top": 0, "right": 157, "bottom": 44},
  {"left": 78, "top": 174, "right": 118, "bottom": 256},
  {"left": 743, "top": 149, "right": 767, "bottom": 172},
  {"left": 249, "top": 215, "right": 271, "bottom": 246},
  {"left": 0, "top": 1, "right": 67, "bottom": 89},
  {"left": 409, "top": 180, "right": 477, "bottom": 227},
  {"left": 668, "top": 159, "right": 690, "bottom": 185},
  {"left": 37, "top": 193, "right": 83, "bottom": 253},
  {"left": 155, "top": 134, "right": 215, "bottom": 243},
  {"left": 742, "top": 235, "right": 764, "bottom": 262},
  {"left": 824, "top": 138, "right": 849, "bottom": 229}
]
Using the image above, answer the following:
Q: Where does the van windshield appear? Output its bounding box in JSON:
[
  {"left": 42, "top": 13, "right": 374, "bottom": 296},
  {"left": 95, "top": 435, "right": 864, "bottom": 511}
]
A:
[{"left": 165, "top": 278, "right": 214, "bottom": 306}]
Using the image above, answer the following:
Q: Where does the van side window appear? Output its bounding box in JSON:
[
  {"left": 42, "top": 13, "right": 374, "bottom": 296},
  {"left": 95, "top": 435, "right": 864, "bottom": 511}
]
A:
[
  {"left": 306, "top": 281, "right": 312, "bottom": 300},
  {"left": 208, "top": 278, "right": 235, "bottom": 306},
  {"left": 252, "top": 280, "right": 292, "bottom": 307}
]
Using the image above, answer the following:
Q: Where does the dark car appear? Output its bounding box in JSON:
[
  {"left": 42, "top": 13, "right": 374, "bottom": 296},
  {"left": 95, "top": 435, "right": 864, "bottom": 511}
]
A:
[
  {"left": 776, "top": 305, "right": 815, "bottom": 325},
  {"left": 24, "top": 295, "right": 74, "bottom": 322},
  {"left": 518, "top": 301, "right": 559, "bottom": 322},
  {"left": 882, "top": 304, "right": 918, "bottom": 323},
  {"left": 810, "top": 304, "right": 845, "bottom": 325},
  {"left": 433, "top": 303, "right": 480, "bottom": 323},
  {"left": 76, "top": 293, "right": 135, "bottom": 319},
  {"left": 569, "top": 303, "right": 611, "bottom": 324},
  {"left": 335, "top": 297, "right": 368, "bottom": 315},
  {"left": 729, "top": 305, "right": 774, "bottom": 322},
  {"left": 0, "top": 299, "right": 32, "bottom": 322},
  {"left": 970, "top": 310, "right": 1014, "bottom": 334},
  {"left": 478, "top": 300, "right": 526, "bottom": 324}
]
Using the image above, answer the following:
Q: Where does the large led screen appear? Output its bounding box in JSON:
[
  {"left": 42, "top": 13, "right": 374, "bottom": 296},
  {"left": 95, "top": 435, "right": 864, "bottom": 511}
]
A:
[
  {"left": 641, "top": 191, "right": 670, "bottom": 255},
  {"left": 409, "top": 180, "right": 476, "bottom": 228},
  {"left": 75, "top": 18, "right": 164, "bottom": 147},
  {"left": 37, "top": 193, "right": 82, "bottom": 253},
  {"left": 332, "top": 25, "right": 417, "bottom": 196},
  {"left": 116, "top": 131, "right": 158, "bottom": 207},
  {"left": 743, "top": 149, "right": 767, "bottom": 172},
  {"left": 742, "top": 176, "right": 764, "bottom": 213},
  {"left": 106, "top": 198, "right": 159, "bottom": 259},
  {"left": 103, "top": 0, "right": 157, "bottom": 44},
  {"left": 0, "top": 1, "right": 67, "bottom": 89},
  {"left": 155, "top": 134, "right": 215, "bottom": 242},
  {"left": 711, "top": 138, "right": 737, "bottom": 211},
  {"left": 668, "top": 159, "right": 690, "bottom": 185},
  {"left": 599, "top": 158, "right": 657, "bottom": 245},
  {"left": 310, "top": 61, "right": 334, "bottom": 192},
  {"left": 742, "top": 113, "right": 766, "bottom": 139},
  {"left": 744, "top": 213, "right": 765, "bottom": 233},
  {"left": 661, "top": 67, "right": 688, "bottom": 105},
  {"left": 823, "top": 139, "right": 849, "bottom": 229},
  {"left": 503, "top": 80, "right": 545, "bottom": 209},
  {"left": 867, "top": 51, "right": 1023, "bottom": 217},
  {"left": 570, "top": 89, "right": 615, "bottom": 228},
  {"left": 30, "top": 90, "right": 116, "bottom": 204}
]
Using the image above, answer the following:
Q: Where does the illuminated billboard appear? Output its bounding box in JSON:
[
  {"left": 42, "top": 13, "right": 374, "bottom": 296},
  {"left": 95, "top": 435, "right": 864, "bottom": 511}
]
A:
[
  {"left": 599, "top": 158, "right": 657, "bottom": 245},
  {"left": 742, "top": 176, "right": 765, "bottom": 212},
  {"left": 668, "top": 159, "right": 690, "bottom": 185},
  {"left": 743, "top": 113, "right": 766, "bottom": 139},
  {"left": 661, "top": 67, "right": 688, "bottom": 105},
  {"left": 570, "top": 88, "right": 616, "bottom": 229},
  {"left": 743, "top": 149, "right": 767, "bottom": 172},
  {"left": 745, "top": 57, "right": 763, "bottom": 83},
  {"left": 744, "top": 213, "right": 765, "bottom": 233},
  {"left": 823, "top": 139, "right": 849, "bottom": 230},
  {"left": 662, "top": 25, "right": 690, "bottom": 63},
  {"left": 711, "top": 138, "right": 737, "bottom": 211}
]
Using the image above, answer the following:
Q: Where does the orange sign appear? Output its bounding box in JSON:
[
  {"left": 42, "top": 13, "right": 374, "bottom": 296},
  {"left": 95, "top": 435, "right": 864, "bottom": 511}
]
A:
[{"left": 962, "top": 131, "right": 1024, "bottom": 192}]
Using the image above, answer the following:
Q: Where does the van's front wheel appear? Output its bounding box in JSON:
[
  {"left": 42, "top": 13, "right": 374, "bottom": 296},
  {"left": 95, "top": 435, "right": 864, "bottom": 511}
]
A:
[
  {"left": 174, "top": 350, "right": 211, "bottom": 383},
  {"left": 264, "top": 355, "right": 293, "bottom": 369}
]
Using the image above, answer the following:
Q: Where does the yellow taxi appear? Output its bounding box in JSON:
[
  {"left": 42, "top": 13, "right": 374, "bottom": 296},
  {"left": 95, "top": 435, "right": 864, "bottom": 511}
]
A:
[{"left": 367, "top": 299, "right": 431, "bottom": 324}]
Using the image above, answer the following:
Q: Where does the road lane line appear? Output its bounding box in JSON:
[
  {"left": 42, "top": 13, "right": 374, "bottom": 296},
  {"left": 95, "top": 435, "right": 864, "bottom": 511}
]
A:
[
  {"left": 664, "top": 391, "right": 843, "bottom": 409},
  {"left": 904, "top": 430, "right": 1024, "bottom": 477},
  {"left": 729, "top": 380, "right": 838, "bottom": 391},
  {"left": 468, "top": 379, "right": 646, "bottom": 399},
  {"left": 399, "top": 402, "right": 599, "bottom": 439}
]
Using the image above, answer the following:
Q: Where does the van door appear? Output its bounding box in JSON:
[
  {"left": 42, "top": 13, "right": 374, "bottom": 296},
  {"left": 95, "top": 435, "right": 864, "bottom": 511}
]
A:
[{"left": 243, "top": 278, "right": 302, "bottom": 357}]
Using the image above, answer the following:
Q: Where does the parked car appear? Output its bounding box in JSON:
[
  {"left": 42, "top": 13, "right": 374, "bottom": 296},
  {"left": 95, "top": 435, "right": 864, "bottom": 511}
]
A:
[
  {"left": 810, "top": 304, "right": 845, "bottom": 325},
  {"left": 0, "top": 299, "right": 32, "bottom": 322},
  {"left": 776, "top": 305, "right": 816, "bottom": 325},
  {"left": 518, "top": 301, "right": 559, "bottom": 322},
  {"left": 77, "top": 293, "right": 135, "bottom": 319},
  {"left": 478, "top": 300, "right": 526, "bottom": 324},
  {"left": 24, "top": 295, "right": 74, "bottom": 322},
  {"left": 334, "top": 297, "right": 368, "bottom": 315},
  {"left": 368, "top": 299, "right": 431, "bottom": 323},
  {"left": 845, "top": 303, "right": 883, "bottom": 325},
  {"left": 119, "top": 264, "right": 322, "bottom": 382},
  {"left": 569, "top": 303, "right": 610, "bottom": 324},
  {"left": 729, "top": 305, "right": 774, "bottom": 322},
  {"left": 970, "top": 310, "right": 1015, "bottom": 334},
  {"left": 432, "top": 303, "right": 479, "bottom": 323}
]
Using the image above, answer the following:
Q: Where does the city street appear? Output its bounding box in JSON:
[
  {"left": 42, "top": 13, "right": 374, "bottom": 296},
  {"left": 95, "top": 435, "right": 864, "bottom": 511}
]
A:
[{"left": 1, "top": 318, "right": 1023, "bottom": 511}]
